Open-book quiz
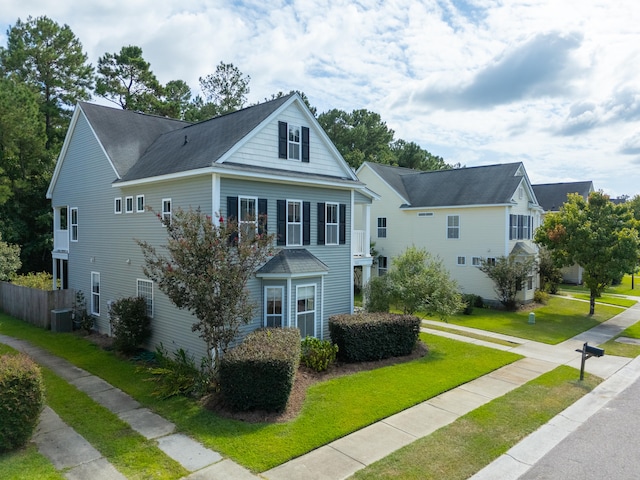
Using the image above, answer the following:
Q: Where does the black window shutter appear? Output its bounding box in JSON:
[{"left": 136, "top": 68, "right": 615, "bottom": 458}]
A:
[
  {"left": 258, "top": 198, "right": 268, "bottom": 235},
  {"left": 302, "top": 126, "right": 310, "bottom": 163},
  {"left": 226, "top": 196, "right": 238, "bottom": 245},
  {"left": 317, "top": 203, "right": 325, "bottom": 245},
  {"left": 339, "top": 203, "right": 346, "bottom": 244},
  {"left": 278, "top": 121, "right": 287, "bottom": 159},
  {"left": 303, "top": 201, "right": 311, "bottom": 245},
  {"left": 277, "top": 200, "right": 286, "bottom": 246}
]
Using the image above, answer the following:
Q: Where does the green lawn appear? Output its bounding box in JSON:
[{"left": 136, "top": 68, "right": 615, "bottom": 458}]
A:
[
  {"left": 599, "top": 321, "right": 640, "bottom": 358},
  {"left": 352, "top": 365, "right": 601, "bottom": 480},
  {"left": 559, "top": 274, "right": 640, "bottom": 298},
  {"left": 426, "top": 296, "right": 624, "bottom": 345},
  {"left": 0, "top": 314, "right": 520, "bottom": 473}
]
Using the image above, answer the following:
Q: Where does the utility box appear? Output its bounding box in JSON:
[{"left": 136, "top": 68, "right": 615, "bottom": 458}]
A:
[{"left": 51, "top": 309, "right": 72, "bottom": 333}]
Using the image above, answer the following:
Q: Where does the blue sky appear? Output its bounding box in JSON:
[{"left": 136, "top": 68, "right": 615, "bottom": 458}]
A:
[{"left": 2, "top": 0, "right": 639, "bottom": 197}]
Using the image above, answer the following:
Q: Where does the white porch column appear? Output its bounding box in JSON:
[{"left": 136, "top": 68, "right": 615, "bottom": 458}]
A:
[{"left": 364, "top": 204, "right": 371, "bottom": 257}]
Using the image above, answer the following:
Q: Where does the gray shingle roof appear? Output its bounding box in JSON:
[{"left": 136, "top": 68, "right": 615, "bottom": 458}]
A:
[
  {"left": 120, "top": 95, "right": 293, "bottom": 181},
  {"left": 256, "top": 249, "right": 329, "bottom": 276},
  {"left": 79, "top": 102, "right": 190, "bottom": 178},
  {"left": 366, "top": 161, "right": 527, "bottom": 207},
  {"left": 532, "top": 181, "right": 594, "bottom": 212}
]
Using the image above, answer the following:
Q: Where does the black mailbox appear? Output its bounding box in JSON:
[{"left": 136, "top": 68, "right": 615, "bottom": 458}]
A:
[{"left": 585, "top": 345, "right": 604, "bottom": 357}]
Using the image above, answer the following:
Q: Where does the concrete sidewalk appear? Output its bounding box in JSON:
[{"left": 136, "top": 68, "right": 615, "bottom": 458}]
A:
[{"left": 2, "top": 298, "right": 639, "bottom": 479}]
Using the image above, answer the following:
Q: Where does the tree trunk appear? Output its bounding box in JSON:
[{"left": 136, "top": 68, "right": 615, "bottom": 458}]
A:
[{"left": 589, "top": 291, "right": 596, "bottom": 315}]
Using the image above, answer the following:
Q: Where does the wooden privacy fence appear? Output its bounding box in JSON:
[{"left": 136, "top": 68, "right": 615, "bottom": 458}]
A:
[{"left": 0, "top": 281, "right": 75, "bottom": 329}]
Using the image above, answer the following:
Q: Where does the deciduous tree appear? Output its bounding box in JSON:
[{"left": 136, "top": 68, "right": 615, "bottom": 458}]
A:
[
  {"left": 0, "top": 232, "right": 21, "bottom": 281},
  {"left": 479, "top": 254, "right": 537, "bottom": 311},
  {"left": 535, "top": 192, "right": 638, "bottom": 314},
  {"left": 137, "top": 208, "right": 275, "bottom": 377}
]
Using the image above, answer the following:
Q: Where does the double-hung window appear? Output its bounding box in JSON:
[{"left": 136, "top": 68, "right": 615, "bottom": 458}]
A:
[
  {"left": 137, "top": 279, "right": 153, "bottom": 318},
  {"left": 288, "top": 125, "right": 301, "bottom": 160},
  {"left": 70, "top": 207, "right": 78, "bottom": 242},
  {"left": 136, "top": 195, "right": 145, "bottom": 213},
  {"left": 91, "top": 272, "right": 100, "bottom": 316},
  {"left": 278, "top": 121, "right": 310, "bottom": 162},
  {"left": 114, "top": 198, "right": 122, "bottom": 214},
  {"left": 265, "top": 286, "right": 284, "bottom": 328},
  {"left": 378, "top": 256, "right": 388, "bottom": 276},
  {"left": 296, "top": 285, "right": 315, "bottom": 338},
  {"left": 125, "top": 196, "right": 134, "bottom": 213},
  {"left": 287, "top": 200, "right": 302, "bottom": 246},
  {"left": 377, "top": 217, "right": 387, "bottom": 238},
  {"left": 162, "top": 198, "right": 172, "bottom": 224},
  {"left": 239, "top": 196, "right": 257, "bottom": 240},
  {"left": 457, "top": 256, "right": 466, "bottom": 266},
  {"left": 447, "top": 215, "right": 460, "bottom": 239},
  {"left": 325, "top": 203, "right": 339, "bottom": 245}
]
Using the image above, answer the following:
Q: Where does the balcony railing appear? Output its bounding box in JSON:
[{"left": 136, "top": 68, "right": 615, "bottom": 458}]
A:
[
  {"left": 54, "top": 229, "right": 69, "bottom": 252},
  {"left": 352, "top": 230, "right": 368, "bottom": 257}
]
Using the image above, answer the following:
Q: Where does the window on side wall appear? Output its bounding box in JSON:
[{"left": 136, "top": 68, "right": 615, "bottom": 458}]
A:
[
  {"left": 457, "top": 256, "right": 466, "bottom": 266},
  {"left": 287, "top": 200, "right": 302, "bottom": 246},
  {"left": 447, "top": 215, "right": 460, "bottom": 239},
  {"left": 377, "top": 217, "right": 387, "bottom": 238},
  {"left": 136, "top": 195, "right": 145, "bottom": 213},
  {"left": 125, "top": 196, "right": 134, "bottom": 213},
  {"left": 378, "top": 256, "right": 388, "bottom": 276},
  {"left": 91, "top": 272, "right": 100, "bottom": 316},
  {"left": 240, "top": 196, "right": 258, "bottom": 241},
  {"left": 114, "top": 198, "right": 122, "bottom": 214},
  {"left": 137, "top": 279, "right": 153, "bottom": 318},
  {"left": 472, "top": 256, "right": 482, "bottom": 267},
  {"left": 162, "top": 198, "right": 172, "bottom": 224},
  {"left": 70, "top": 207, "right": 78, "bottom": 242}
]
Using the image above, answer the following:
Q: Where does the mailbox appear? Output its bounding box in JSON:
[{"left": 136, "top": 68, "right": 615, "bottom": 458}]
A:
[{"left": 585, "top": 345, "right": 604, "bottom": 357}]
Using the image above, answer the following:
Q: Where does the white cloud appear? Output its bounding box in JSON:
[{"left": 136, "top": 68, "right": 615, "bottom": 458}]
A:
[{"left": 2, "top": 0, "right": 640, "bottom": 196}]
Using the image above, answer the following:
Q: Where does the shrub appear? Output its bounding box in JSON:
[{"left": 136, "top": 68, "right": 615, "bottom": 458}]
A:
[
  {"left": 108, "top": 297, "right": 151, "bottom": 354},
  {"left": 461, "top": 294, "right": 484, "bottom": 314},
  {"left": 145, "top": 344, "right": 210, "bottom": 399},
  {"left": 0, "top": 354, "right": 45, "bottom": 452},
  {"left": 11, "top": 272, "right": 57, "bottom": 290},
  {"left": 534, "top": 289, "right": 550, "bottom": 305},
  {"left": 329, "top": 313, "right": 420, "bottom": 363},
  {"left": 300, "top": 337, "right": 338, "bottom": 372},
  {"left": 220, "top": 328, "right": 301, "bottom": 412},
  {"left": 73, "top": 290, "right": 94, "bottom": 334},
  {"left": 364, "top": 275, "right": 391, "bottom": 312}
]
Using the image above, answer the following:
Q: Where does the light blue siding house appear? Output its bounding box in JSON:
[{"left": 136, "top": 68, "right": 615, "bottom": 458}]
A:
[{"left": 47, "top": 94, "right": 374, "bottom": 359}]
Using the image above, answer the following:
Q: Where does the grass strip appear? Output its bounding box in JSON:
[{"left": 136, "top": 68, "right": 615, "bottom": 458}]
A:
[
  {"left": 556, "top": 292, "right": 637, "bottom": 308},
  {"left": 352, "top": 365, "right": 601, "bottom": 479},
  {"left": 432, "top": 296, "right": 623, "bottom": 344},
  {"left": 422, "top": 322, "right": 519, "bottom": 347},
  {"left": 0, "top": 315, "right": 520, "bottom": 472},
  {"left": 599, "top": 321, "right": 640, "bottom": 358}
]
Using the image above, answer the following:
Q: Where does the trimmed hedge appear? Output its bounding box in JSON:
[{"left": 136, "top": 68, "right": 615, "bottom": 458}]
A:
[
  {"left": 0, "top": 353, "right": 45, "bottom": 452},
  {"left": 220, "top": 328, "right": 301, "bottom": 412},
  {"left": 329, "top": 313, "right": 420, "bottom": 362}
]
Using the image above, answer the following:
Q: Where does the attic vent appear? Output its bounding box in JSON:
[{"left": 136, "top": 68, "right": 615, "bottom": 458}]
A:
[{"left": 417, "top": 212, "right": 434, "bottom": 217}]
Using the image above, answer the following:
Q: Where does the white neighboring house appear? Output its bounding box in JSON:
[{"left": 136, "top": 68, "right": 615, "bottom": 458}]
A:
[
  {"left": 356, "top": 161, "right": 544, "bottom": 304},
  {"left": 532, "top": 181, "right": 594, "bottom": 284}
]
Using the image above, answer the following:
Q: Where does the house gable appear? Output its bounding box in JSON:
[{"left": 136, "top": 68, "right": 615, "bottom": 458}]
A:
[{"left": 532, "top": 181, "right": 594, "bottom": 212}]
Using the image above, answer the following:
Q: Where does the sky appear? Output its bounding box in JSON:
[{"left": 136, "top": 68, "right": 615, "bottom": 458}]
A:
[{"left": 2, "top": 0, "right": 640, "bottom": 197}]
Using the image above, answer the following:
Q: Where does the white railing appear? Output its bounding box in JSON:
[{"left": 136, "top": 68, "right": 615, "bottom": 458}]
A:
[
  {"left": 54, "top": 229, "right": 69, "bottom": 252},
  {"left": 352, "top": 230, "right": 368, "bottom": 257}
]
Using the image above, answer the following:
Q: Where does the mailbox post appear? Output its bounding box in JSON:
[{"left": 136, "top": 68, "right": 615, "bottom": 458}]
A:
[{"left": 575, "top": 342, "right": 604, "bottom": 381}]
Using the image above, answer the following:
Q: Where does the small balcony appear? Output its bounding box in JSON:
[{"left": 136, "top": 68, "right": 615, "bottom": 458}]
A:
[
  {"left": 352, "top": 230, "right": 368, "bottom": 258},
  {"left": 54, "top": 229, "right": 69, "bottom": 252}
]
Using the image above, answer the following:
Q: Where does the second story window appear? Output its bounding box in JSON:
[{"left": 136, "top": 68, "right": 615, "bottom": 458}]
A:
[
  {"left": 377, "top": 217, "right": 387, "bottom": 238},
  {"left": 288, "top": 125, "right": 301, "bottom": 160},
  {"left": 240, "top": 196, "right": 257, "bottom": 240},
  {"left": 326, "top": 203, "right": 339, "bottom": 245},
  {"left": 125, "top": 196, "right": 134, "bottom": 213},
  {"left": 114, "top": 198, "right": 122, "bottom": 214},
  {"left": 162, "top": 198, "right": 172, "bottom": 224},
  {"left": 70, "top": 207, "right": 78, "bottom": 241},
  {"left": 136, "top": 195, "right": 145, "bottom": 213},
  {"left": 447, "top": 215, "right": 460, "bottom": 239},
  {"left": 287, "top": 200, "right": 302, "bottom": 246},
  {"left": 278, "top": 121, "right": 310, "bottom": 162}
]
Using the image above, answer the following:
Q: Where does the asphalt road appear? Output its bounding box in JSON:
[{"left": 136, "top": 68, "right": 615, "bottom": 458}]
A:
[{"left": 519, "top": 374, "right": 640, "bottom": 480}]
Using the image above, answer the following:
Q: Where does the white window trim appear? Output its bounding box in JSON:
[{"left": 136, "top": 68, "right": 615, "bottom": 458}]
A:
[
  {"left": 114, "top": 197, "right": 122, "bottom": 214},
  {"left": 296, "top": 284, "right": 316, "bottom": 337},
  {"left": 447, "top": 215, "right": 460, "bottom": 239},
  {"left": 90, "top": 272, "right": 100, "bottom": 316},
  {"left": 125, "top": 196, "right": 134, "bottom": 213},
  {"left": 288, "top": 124, "right": 301, "bottom": 160},
  {"left": 377, "top": 217, "right": 387, "bottom": 238},
  {"left": 457, "top": 255, "right": 466, "bottom": 266},
  {"left": 137, "top": 279, "right": 154, "bottom": 318},
  {"left": 136, "top": 195, "right": 145, "bottom": 213},
  {"left": 162, "top": 198, "right": 172, "bottom": 224},
  {"left": 264, "top": 286, "right": 284, "bottom": 328},
  {"left": 326, "top": 202, "right": 339, "bottom": 246},
  {"left": 472, "top": 256, "right": 482, "bottom": 267},
  {"left": 239, "top": 195, "right": 258, "bottom": 239},
  {"left": 70, "top": 207, "right": 78, "bottom": 242},
  {"left": 378, "top": 256, "right": 388, "bottom": 276},
  {"left": 286, "top": 199, "right": 303, "bottom": 247}
]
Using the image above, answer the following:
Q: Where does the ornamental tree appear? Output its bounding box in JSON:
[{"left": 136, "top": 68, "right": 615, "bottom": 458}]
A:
[
  {"left": 0, "top": 232, "right": 21, "bottom": 281},
  {"left": 479, "top": 254, "right": 537, "bottom": 311},
  {"left": 535, "top": 191, "right": 639, "bottom": 315},
  {"left": 137, "top": 208, "right": 275, "bottom": 376}
]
